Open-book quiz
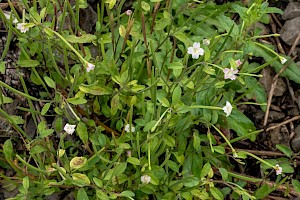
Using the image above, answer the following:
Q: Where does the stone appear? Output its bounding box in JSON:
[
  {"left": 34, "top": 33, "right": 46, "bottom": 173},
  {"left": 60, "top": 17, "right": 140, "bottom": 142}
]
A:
[
  {"left": 259, "top": 67, "right": 287, "bottom": 97},
  {"left": 283, "top": 2, "right": 300, "bottom": 20},
  {"left": 280, "top": 17, "right": 300, "bottom": 46},
  {"left": 291, "top": 125, "right": 300, "bottom": 152}
]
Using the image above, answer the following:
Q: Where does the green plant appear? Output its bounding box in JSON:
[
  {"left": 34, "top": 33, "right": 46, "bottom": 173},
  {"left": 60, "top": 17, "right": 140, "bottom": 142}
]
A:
[{"left": 0, "top": 0, "right": 299, "bottom": 199}]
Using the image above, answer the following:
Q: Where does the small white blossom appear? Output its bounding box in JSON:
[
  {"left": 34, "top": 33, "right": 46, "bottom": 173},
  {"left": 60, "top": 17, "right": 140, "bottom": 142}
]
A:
[
  {"left": 126, "top": 150, "right": 132, "bottom": 157},
  {"left": 279, "top": 57, "right": 287, "bottom": 65},
  {"left": 233, "top": 152, "right": 238, "bottom": 158},
  {"left": 4, "top": 12, "right": 18, "bottom": 23},
  {"left": 275, "top": 164, "right": 282, "bottom": 175},
  {"left": 124, "top": 124, "right": 135, "bottom": 133},
  {"left": 141, "top": 175, "right": 151, "bottom": 184},
  {"left": 235, "top": 59, "right": 242, "bottom": 67},
  {"left": 187, "top": 42, "right": 204, "bottom": 59},
  {"left": 222, "top": 101, "right": 233, "bottom": 117},
  {"left": 86, "top": 62, "right": 95, "bottom": 72},
  {"left": 223, "top": 67, "right": 239, "bottom": 80},
  {"left": 64, "top": 123, "right": 76, "bottom": 135},
  {"left": 202, "top": 38, "right": 210, "bottom": 46},
  {"left": 125, "top": 10, "right": 132, "bottom": 16},
  {"left": 16, "top": 23, "right": 29, "bottom": 33}
]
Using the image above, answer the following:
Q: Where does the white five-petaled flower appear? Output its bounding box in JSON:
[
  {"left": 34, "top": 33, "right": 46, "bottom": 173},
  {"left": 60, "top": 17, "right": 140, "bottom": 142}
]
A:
[
  {"left": 223, "top": 67, "right": 239, "bottom": 80},
  {"left": 16, "top": 23, "right": 29, "bottom": 33},
  {"left": 235, "top": 59, "right": 242, "bottom": 67},
  {"left": 275, "top": 164, "right": 282, "bottom": 175},
  {"left": 125, "top": 10, "right": 132, "bottom": 16},
  {"left": 141, "top": 175, "right": 151, "bottom": 184},
  {"left": 124, "top": 124, "right": 135, "bottom": 133},
  {"left": 187, "top": 42, "right": 204, "bottom": 59},
  {"left": 86, "top": 62, "right": 95, "bottom": 72},
  {"left": 64, "top": 123, "right": 76, "bottom": 135},
  {"left": 222, "top": 101, "right": 233, "bottom": 117},
  {"left": 279, "top": 56, "right": 287, "bottom": 65},
  {"left": 202, "top": 39, "right": 210, "bottom": 46}
]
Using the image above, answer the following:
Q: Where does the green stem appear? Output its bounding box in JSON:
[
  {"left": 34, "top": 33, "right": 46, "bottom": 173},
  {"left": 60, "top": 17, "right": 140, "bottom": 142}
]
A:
[
  {"left": 212, "top": 124, "right": 236, "bottom": 156},
  {"left": 43, "top": 27, "right": 87, "bottom": 65},
  {"left": 16, "top": 155, "right": 49, "bottom": 174}
]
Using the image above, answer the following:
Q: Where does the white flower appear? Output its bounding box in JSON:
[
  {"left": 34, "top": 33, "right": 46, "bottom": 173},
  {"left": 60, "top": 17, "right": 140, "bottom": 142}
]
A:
[
  {"left": 235, "top": 59, "right": 242, "bottom": 67},
  {"left": 126, "top": 150, "right": 132, "bottom": 157},
  {"left": 223, "top": 67, "right": 239, "bottom": 80},
  {"left": 279, "top": 56, "right": 287, "bottom": 65},
  {"left": 233, "top": 152, "right": 238, "bottom": 158},
  {"left": 86, "top": 63, "right": 95, "bottom": 72},
  {"left": 16, "top": 23, "right": 29, "bottom": 33},
  {"left": 4, "top": 12, "right": 18, "bottom": 24},
  {"left": 187, "top": 42, "right": 204, "bottom": 59},
  {"left": 124, "top": 124, "right": 135, "bottom": 133},
  {"left": 222, "top": 101, "right": 233, "bottom": 117},
  {"left": 64, "top": 123, "right": 76, "bottom": 135},
  {"left": 275, "top": 164, "right": 282, "bottom": 175},
  {"left": 202, "top": 39, "right": 210, "bottom": 46},
  {"left": 125, "top": 10, "right": 132, "bottom": 16},
  {"left": 141, "top": 175, "right": 151, "bottom": 184}
]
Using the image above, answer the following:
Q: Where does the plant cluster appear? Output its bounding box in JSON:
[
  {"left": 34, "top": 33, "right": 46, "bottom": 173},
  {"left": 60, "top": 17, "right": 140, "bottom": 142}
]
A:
[{"left": 1, "top": 0, "right": 300, "bottom": 199}]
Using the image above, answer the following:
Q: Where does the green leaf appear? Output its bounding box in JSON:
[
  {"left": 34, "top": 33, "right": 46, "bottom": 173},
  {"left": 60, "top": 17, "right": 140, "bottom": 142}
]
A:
[
  {"left": 30, "top": 145, "right": 46, "bottom": 155},
  {"left": 200, "top": 162, "right": 211, "bottom": 178},
  {"left": 266, "top": 7, "right": 283, "bottom": 14},
  {"left": 173, "top": 31, "right": 193, "bottom": 47},
  {"left": 144, "top": 120, "right": 157, "bottom": 132},
  {"left": 76, "top": 121, "right": 88, "bottom": 144},
  {"left": 193, "top": 131, "right": 201, "bottom": 153},
  {"left": 127, "top": 157, "right": 140, "bottom": 165},
  {"left": 23, "top": 176, "right": 29, "bottom": 191},
  {"left": 65, "top": 34, "right": 97, "bottom": 43},
  {"left": 105, "top": 0, "right": 116, "bottom": 9},
  {"left": 41, "top": 103, "right": 51, "bottom": 115},
  {"left": 141, "top": 1, "right": 150, "bottom": 12},
  {"left": 44, "top": 76, "right": 56, "bottom": 89},
  {"left": 40, "top": 129, "right": 54, "bottom": 138},
  {"left": 168, "top": 62, "right": 184, "bottom": 70},
  {"left": 292, "top": 179, "right": 300, "bottom": 193},
  {"left": 163, "top": 134, "right": 175, "bottom": 147},
  {"left": 19, "top": 59, "right": 39, "bottom": 67},
  {"left": 0, "top": 61, "right": 6, "bottom": 74},
  {"left": 119, "top": 25, "right": 126, "bottom": 38},
  {"left": 77, "top": 188, "right": 89, "bottom": 200},
  {"left": 172, "top": 85, "right": 182, "bottom": 105},
  {"left": 3, "top": 139, "right": 13, "bottom": 160},
  {"left": 79, "top": 85, "right": 112, "bottom": 95},
  {"left": 11, "top": 116, "right": 25, "bottom": 124},
  {"left": 67, "top": 97, "right": 87, "bottom": 105},
  {"left": 167, "top": 160, "right": 179, "bottom": 173},
  {"left": 182, "top": 177, "right": 199, "bottom": 187},
  {"left": 0, "top": 95, "right": 13, "bottom": 105},
  {"left": 110, "top": 94, "right": 119, "bottom": 115},
  {"left": 96, "top": 190, "right": 109, "bottom": 200},
  {"left": 70, "top": 157, "right": 87, "bottom": 170},
  {"left": 254, "top": 184, "right": 271, "bottom": 199},
  {"left": 210, "top": 187, "right": 224, "bottom": 200},
  {"left": 219, "top": 168, "right": 228, "bottom": 180},
  {"left": 227, "top": 110, "right": 256, "bottom": 141},
  {"left": 93, "top": 177, "right": 103, "bottom": 188},
  {"left": 72, "top": 173, "right": 90, "bottom": 186},
  {"left": 276, "top": 144, "right": 293, "bottom": 158},
  {"left": 245, "top": 77, "right": 267, "bottom": 111},
  {"left": 120, "top": 190, "right": 135, "bottom": 198},
  {"left": 253, "top": 44, "right": 300, "bottom": 84}
]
